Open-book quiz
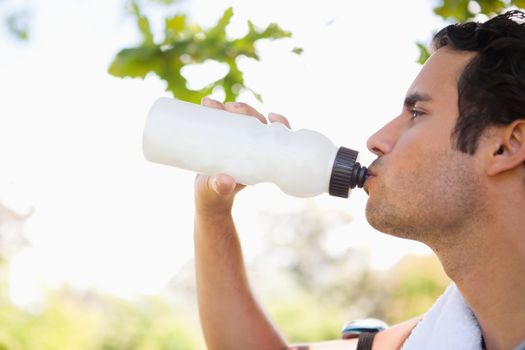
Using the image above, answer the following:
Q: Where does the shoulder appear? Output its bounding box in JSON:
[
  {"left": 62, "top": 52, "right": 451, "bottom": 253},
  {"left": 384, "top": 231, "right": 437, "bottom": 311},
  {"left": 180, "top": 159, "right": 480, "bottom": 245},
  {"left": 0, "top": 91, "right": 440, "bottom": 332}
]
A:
[
  {"left": 371, "top": 316, "right": 422, "bottom": 349},
  {"left": 287, "top": 316, "right": 422, "bottom": 350}
]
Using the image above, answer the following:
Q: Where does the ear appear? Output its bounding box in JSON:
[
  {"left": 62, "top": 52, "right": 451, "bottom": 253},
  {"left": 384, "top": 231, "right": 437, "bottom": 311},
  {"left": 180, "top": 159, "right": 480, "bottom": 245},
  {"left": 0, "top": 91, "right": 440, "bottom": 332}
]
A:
[{"left": 486, "top": 120, "right": 525, "bottom": 177}]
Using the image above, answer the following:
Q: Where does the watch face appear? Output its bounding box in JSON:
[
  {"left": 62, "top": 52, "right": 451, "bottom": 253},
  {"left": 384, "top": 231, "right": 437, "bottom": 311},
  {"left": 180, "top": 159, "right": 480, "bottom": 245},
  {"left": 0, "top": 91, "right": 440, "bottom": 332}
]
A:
[{"left": 340, "top": 318, "right": 389, "bottom": 339}]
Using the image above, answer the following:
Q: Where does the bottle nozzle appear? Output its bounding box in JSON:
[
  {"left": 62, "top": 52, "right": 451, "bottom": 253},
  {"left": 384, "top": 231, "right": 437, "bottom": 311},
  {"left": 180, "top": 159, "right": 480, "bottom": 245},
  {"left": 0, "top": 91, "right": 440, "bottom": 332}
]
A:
[
  {"left": 329, "top": 147, "right": 368, "bottom": 198},
  {"left": 352, "top": 162, "right": 368, "bottom": 189}
]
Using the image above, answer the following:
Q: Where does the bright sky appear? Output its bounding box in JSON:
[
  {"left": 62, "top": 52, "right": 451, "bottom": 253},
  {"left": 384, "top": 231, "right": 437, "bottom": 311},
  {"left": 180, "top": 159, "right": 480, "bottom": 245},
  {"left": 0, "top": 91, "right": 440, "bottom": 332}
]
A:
[{"left": 0, "top": 0, "right": 446, "bottom": 305}]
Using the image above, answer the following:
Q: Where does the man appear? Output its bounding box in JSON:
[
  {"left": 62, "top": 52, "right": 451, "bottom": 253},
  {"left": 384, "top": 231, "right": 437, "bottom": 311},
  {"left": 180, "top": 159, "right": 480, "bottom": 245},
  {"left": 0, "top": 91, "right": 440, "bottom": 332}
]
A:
[{"left": 193, "top": 10, "right": 525, "bottom": 350}]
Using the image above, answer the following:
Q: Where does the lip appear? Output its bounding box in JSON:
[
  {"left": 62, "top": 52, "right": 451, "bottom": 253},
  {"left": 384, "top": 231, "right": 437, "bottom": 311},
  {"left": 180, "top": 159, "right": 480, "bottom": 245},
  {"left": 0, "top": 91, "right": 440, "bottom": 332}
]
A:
[{"left": 363, "top": 175, "right": 375, "bottom": 195}]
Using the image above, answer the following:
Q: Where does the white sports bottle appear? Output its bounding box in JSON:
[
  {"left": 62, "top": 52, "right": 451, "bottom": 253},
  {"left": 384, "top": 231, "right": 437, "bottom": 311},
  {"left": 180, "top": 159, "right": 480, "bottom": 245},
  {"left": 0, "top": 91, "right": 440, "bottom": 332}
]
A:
[{"left": 143, "top": 97, "right": 368, "bottom": 198}]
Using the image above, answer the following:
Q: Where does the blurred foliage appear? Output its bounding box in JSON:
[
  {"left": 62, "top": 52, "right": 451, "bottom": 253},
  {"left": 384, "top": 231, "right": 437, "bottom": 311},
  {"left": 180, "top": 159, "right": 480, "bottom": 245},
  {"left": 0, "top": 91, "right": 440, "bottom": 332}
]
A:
[
  {"left": 108, "top": 1, "right": 297, "bottom": 103},
  {"left": 435, "top": 0, "right": 524, "bottom": 21},
  {"left": 6, "top": 11, "right": 30, "bottom": 41},
  {"left": 98, "top": 294, "right": 202, "bottom": 350},
  {"left": 0, "top": 0, "right": 176, "bottom": 42},
  {"left": 268, "top": 292, "right": 345, "bottom": 342},
  {"left": 0, "top": 201, "right": 450, "bottom": 348},
  {"left": 375, "top": 255, "right": 450, "bottom": 324},
  {"left": 255, "top": 204, "right": 385, "bottom": 315},
  {"left": 0, "top": 255, "right": 448, "bottom": 349},
  {"left": 417, "top": 0, "right": 525, "bottom": 63},
  {"left": 0, "top": 0, "right": 31, "bottom": 42},
  {"left": 0, "top": 202, "right": 204, "bottom": 350},
  {"left": 0, "top": 293, "right": 99, "bottom": 350},
  {"left": 0, "top": 287, "right": 204, "bottom": 350},
  {"left": 252, "top": 203, "right": 449, "bottom": 341},
  {"left": 416, "top": 42, "right": 432, "bottom": 65}
]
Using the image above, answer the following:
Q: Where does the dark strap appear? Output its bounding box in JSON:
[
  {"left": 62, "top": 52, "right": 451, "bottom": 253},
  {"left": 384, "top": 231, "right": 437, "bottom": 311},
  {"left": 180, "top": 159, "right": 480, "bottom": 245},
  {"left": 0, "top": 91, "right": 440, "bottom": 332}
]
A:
[{"left": 356, "top": 332, "right": 377, "bottom": 350}]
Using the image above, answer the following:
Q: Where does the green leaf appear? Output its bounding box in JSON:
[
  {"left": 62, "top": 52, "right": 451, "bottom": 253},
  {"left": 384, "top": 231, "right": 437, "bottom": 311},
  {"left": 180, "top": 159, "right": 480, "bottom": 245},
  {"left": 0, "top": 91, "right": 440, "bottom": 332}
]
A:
[
  {"left": 206, "top": 7, "right": 234, "bottom": 40},
  {"left": 292, "top": 47, "right": 303, "bottom": 55},
  {"left": 416, "top": 42, "right": 431, "bottom": 65},
  {"left": 164, "top": 14, "right": 186, "bottom": 41},
  {"left": 132, "top": 1, "right": 154, "bottom": 45},
  {"left": 511, "top": 0, "right": 525, "bottom": 7},
  {"left": 434, "top": 0, "right": 472, "bottom": 21},
  {"left": 245, "top": 20, "right": 291, "bottom": 41},
  {"left": 229, "top": 21, "right": 292, "bottom": 60},
  {"left": 110, "top": 4, "right": 298, "bottom": 103},
  {"left": 222, "top": 61, "right": 245, "bottom": 102},
  {"left": 261, "top": 23, "right": 291, "bottom": 39},
  {"left": 245, "top": 87, "right": 263, "bottom": 103},
  {"left": 108, "top": 47, "right": 161, "bottom": 78},
  {"left": 475, "top": 0, "right": 506, "bottom": 15}
]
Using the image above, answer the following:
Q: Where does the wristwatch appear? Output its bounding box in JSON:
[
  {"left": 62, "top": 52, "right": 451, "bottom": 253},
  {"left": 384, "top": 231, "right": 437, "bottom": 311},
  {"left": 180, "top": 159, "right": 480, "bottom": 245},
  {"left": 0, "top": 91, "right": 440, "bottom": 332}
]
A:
[{"left": 341, "top": 318, "right": 389, "bottom": 339}]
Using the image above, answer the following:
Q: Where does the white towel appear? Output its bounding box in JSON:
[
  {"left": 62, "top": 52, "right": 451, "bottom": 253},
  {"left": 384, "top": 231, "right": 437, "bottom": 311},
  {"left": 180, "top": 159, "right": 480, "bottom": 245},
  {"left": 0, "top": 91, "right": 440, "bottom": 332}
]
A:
[{"left": 401, "top": 283, "right": 484, "bottom": 350}]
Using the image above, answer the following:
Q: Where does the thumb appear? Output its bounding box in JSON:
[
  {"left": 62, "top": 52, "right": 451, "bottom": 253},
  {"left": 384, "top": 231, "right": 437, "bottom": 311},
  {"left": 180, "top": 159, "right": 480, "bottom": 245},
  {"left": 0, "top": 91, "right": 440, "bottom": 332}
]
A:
[{"left": 211, "top": 174, "right": 237, "bottom": 195}]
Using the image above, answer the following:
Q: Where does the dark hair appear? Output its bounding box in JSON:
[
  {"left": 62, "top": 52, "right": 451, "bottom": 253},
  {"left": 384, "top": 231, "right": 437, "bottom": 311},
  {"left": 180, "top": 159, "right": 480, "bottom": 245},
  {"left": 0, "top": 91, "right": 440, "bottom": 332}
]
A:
[{"left": 432, "top": 10, "right": 525, "bottom": 154}]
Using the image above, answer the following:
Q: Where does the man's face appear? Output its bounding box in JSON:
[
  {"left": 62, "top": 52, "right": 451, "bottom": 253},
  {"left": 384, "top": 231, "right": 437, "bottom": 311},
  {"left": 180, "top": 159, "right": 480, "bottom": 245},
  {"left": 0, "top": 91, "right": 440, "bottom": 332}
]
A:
[{"left": 365, "top": 47, "right": 485, "bottom": 242}]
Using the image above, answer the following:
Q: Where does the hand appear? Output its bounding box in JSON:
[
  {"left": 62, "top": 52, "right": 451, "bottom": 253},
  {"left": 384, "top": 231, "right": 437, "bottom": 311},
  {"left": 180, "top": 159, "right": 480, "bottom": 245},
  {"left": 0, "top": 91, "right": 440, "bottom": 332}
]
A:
[{"left": 194, "top": 97, "right": 291, "bottom": 215}]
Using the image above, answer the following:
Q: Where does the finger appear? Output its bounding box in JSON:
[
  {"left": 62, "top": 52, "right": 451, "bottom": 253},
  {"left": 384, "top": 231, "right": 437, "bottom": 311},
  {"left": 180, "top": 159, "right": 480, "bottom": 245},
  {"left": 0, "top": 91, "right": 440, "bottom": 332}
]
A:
[
  {"left": 268, "top": 112, "right": 291, "bottom": 129},
  {"left": 224, "top": 102, "right": 267, "bottom": 124},
  {"left": 210, "top": 173, "right": 237, "bottom": 195},
  {"left": 202, "top": 96, "right": 226, "bottom": 110}
]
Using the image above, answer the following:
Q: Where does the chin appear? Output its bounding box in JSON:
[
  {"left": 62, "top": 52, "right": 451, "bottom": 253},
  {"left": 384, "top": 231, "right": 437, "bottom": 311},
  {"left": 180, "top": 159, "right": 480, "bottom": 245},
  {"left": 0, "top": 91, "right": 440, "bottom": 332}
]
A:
[
  {"left": 364, "top": 200, "right": 389, "bottom": 233},
  {"left": 365, "top": 199, "right": 421, "bottom": 240}
]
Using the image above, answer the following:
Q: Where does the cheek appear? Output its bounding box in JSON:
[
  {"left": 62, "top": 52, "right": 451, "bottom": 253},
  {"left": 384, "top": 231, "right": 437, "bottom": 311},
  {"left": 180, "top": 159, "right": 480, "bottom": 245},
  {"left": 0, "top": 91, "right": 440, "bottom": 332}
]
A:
[
  {"left": 387, "top": 129, "right": 442, "bottom": 175},
  {"left": 380, "top": 126, "right": 454, "bottom": 199}
]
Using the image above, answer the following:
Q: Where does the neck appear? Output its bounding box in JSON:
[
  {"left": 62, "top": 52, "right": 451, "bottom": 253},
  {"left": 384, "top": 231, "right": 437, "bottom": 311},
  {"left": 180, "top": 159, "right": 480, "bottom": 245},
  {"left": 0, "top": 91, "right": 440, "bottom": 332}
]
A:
[{"left": 429, "top": 199, "right": 525, "bottom": 350}]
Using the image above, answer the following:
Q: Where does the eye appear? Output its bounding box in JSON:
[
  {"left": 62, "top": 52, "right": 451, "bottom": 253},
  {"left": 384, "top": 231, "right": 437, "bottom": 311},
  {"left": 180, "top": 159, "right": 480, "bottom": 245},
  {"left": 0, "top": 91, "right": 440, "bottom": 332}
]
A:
[{"left": 409, "top": 109, "right": 424, "bottom": 120}]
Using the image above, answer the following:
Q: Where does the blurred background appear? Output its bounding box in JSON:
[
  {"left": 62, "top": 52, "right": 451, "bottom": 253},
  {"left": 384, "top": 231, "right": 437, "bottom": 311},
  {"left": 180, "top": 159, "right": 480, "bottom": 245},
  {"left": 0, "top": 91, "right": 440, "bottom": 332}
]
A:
[{"left": 0, "top": 0, "right": 520, "bottom": 348}]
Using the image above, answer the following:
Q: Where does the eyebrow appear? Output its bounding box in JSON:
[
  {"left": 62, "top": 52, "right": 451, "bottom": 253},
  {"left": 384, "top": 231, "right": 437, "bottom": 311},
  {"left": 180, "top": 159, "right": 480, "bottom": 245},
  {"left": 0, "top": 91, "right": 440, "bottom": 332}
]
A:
[{"left": 404, "top": 92, "right": 432, "bottom": 107}]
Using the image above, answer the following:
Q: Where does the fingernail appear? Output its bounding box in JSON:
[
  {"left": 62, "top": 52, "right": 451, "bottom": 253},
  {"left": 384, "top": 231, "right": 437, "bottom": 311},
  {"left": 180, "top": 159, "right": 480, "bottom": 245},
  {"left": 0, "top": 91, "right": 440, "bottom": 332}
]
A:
[
  {"left": 269, "top": 112, "right": 282, "bottom": 121},
  {"left": 204, "top": 96, "right": 221, "bottom": 104}
]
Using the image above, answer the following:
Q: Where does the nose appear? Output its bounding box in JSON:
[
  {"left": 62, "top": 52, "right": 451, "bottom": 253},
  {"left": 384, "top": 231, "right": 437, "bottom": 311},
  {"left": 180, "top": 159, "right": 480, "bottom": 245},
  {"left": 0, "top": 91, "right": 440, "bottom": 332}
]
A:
[{"left": 366, "top": 116, "right": 403, "bottom": 157}]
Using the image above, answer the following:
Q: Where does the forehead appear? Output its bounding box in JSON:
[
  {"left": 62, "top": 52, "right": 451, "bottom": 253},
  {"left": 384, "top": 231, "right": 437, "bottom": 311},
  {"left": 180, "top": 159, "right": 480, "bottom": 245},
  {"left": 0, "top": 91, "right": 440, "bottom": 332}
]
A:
[{"left": 407, "top": 47, "right": 476, "bottom": 103}]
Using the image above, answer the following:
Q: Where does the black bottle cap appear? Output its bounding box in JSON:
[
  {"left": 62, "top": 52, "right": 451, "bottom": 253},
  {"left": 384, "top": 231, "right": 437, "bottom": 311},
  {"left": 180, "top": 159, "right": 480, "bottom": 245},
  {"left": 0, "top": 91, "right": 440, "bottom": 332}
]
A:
[{"left": 329, "top": 147, "right": 368, "bottom": 198}]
